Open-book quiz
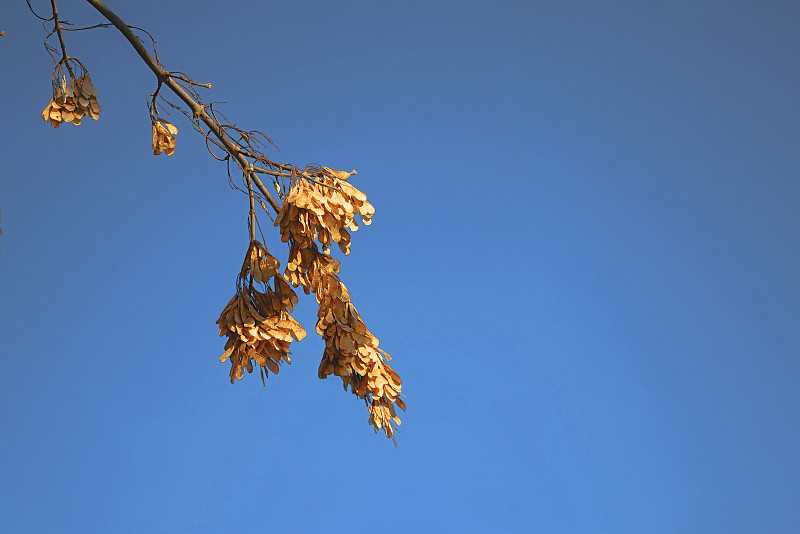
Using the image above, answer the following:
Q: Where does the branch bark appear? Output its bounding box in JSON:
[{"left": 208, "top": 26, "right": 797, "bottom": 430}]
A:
[{"left": 84, "top": 0, "right": 281, "bottom": 214}]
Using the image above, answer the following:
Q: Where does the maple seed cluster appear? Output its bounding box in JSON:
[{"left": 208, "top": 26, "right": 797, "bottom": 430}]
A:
[
  {"left": 217, "top": 240, "right": 306, "bottom": 384},
  {"left": 275, "top": 167, "right": 375, "bottom": 256},
  {"left": 42, "top": 73, "right": 100, "bottom": 128},
  {"left": 274, "top": 168, "right": 405, "bottom": 440},
  {"left": 315, "top": 272, "right": 405, "bottom": 439},
  {"left": 152, "top": 119, "right": 178, "bottom": 156}
]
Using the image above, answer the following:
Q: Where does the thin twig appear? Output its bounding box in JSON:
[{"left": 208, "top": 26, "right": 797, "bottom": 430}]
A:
[
  {"left": 26, "top": 0, "right": 52, "bottom": 21},
  {"left": 49, "top": 0, "right": 74, "bottom": 76},
  {"left": 61, "top": 22, "right": 112, "bottom": 31},
  {"left": 170, "top": 72, "right": 212, "bottom": 88},
  {"left": 250, "top": 165, "right": 342, "bottom": 191},
  {"left": 247, "top": 176, "right": 256, "bottom": 241}
]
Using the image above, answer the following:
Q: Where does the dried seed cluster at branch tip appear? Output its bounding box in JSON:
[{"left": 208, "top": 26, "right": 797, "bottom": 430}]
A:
[
  {"left": 217, "top": 240, "right": 306, "bottom": 384},
  {"left": 42, "top": 73, "right": 100, "bottom": 128},
  {"left": 274, "top": 167, "right": 375, "bottom": 256},
  {"left": 152, "top": 119, "right": 177, "bottom": 155},
  {"left": 275, "top": 172, "right": 404, "bottom": 441}
]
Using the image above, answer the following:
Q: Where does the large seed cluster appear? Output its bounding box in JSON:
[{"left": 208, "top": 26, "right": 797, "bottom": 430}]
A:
[
  {"left": 273, "top": 171, "right": 405, "bottom": 440},
  {"left": 274, "top": 167, "right": 375, "bottom": 256},
  {"left": 42, "top": 73, "right": 100, "bottom": 128},
  {"left": 217, "top": 240, "right": 306, "bottom": 384}
]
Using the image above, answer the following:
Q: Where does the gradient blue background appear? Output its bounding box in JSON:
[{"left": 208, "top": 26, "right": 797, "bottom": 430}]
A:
[{"left": 2, "top": 1, "right": 799, "bottom": 532}]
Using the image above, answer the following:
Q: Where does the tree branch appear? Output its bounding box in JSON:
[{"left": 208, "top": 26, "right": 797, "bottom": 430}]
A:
[
  {"left": 50, "top": 0, "right": 74, "bottom": 76},
  {"left": 84, "top": 0, "right": 281, "bottom": 214}
]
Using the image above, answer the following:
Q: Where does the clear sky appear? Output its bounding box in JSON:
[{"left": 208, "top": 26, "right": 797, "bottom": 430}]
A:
[{"left": 1, "top": 1, "right": 799, "bottom": 532}]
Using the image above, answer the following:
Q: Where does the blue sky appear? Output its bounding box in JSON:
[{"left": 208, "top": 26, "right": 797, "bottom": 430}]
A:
[{"left": 1, "top": 1, "right": 799, "bottom": 532}]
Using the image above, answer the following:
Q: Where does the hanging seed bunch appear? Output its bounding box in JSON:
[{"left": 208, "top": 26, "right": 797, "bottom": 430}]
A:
[
  {"left": 274, "top": 166, "right": 376, "bottom": 256},
  {"left": 274, "top": 171, "right": 405, "bottom": 441},
  {"left": 315, "top": 272, "right": 405, "bottom": 441},
  {"left": 217, "top": 240, "right": 306, "bottom": 384},
  {"left": 42, "top": 60, "right": 100, "bottom": 128},
  {"left": 152, "top": 119, "right": 178, "bottom": 156}
]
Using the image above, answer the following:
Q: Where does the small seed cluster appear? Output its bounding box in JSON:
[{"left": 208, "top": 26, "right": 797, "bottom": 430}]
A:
[
  {"left": 282, "top": 241, "right": 340, "bottom": 295},
  {"left": 217, "top": 240, "right": 306, "bottom": 384},
  {"left": 42, "top": 73, "right": 100, "bottom": 128},
  {"left": 152, "top": 120, "right": 178, "bottom": 156},
  {"left": 275, "top": 171, "right": 405, "bottom": 441}
]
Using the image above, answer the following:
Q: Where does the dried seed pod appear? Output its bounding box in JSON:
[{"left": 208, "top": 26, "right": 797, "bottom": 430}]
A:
[{"left": 152, "top": 120, "right": 177, "bottom": 155}]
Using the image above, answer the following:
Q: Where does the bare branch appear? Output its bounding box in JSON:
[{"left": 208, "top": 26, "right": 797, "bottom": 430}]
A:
[{"left": 84, "top": 0, "right": 281, "bottom": 214}]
